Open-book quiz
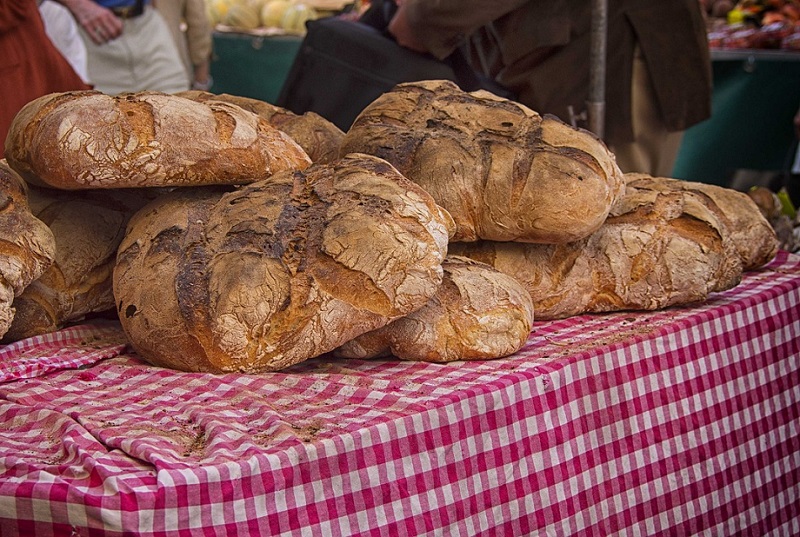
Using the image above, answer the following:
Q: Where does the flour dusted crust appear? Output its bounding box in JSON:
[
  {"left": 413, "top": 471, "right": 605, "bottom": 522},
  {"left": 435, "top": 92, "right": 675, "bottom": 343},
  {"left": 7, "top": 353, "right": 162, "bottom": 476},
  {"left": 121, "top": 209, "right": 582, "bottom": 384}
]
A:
[
  {"left": 3, "top": 186, "right": 157, "bottom": 342},
  {"left": 113, "top": 153, "right": 454, "bottom": 373},
  {"left": 341, "top": 80, "right": 625, "bottom": 244},
  {"left": 178, "top": 90, "right": 343, "bottom": 164},
  {"left": 622, "top": 173, "right": 779, "bottom": 270},
  {"left": 451, "top": 183, "right": 747, "bottom": 320},
  {"left": 0, "top": 161, "right": 56, "bottom": 339},
  {"left": 335, "top": 256, "right": 534, "bottom": 363},
  {"left": 4, "top": 91, "right": 312, "bottom": 190}
]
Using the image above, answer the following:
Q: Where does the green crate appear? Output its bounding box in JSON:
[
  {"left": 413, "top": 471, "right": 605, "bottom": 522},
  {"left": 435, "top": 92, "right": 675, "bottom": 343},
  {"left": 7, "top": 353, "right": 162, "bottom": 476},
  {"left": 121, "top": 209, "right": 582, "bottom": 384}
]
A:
[
  {"left": 673, "top": 51, "right": 800, "bottom": 185},
  {"left": 210, "top": 31, "right": 303, "bottom": 104}
]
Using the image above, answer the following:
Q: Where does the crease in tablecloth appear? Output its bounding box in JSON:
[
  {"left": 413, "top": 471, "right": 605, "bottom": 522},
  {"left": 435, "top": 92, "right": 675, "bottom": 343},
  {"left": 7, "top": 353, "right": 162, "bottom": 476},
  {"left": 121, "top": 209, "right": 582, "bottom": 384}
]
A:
[{"left": 0, "top": 251, "right": 797, "bottom": 536}]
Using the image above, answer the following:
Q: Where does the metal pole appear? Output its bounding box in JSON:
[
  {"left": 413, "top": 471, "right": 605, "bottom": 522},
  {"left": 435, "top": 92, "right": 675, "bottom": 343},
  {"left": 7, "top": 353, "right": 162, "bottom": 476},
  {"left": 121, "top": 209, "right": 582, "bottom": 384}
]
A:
[{"left": 587, "top": 0, "right": 607, "bottom": 139}]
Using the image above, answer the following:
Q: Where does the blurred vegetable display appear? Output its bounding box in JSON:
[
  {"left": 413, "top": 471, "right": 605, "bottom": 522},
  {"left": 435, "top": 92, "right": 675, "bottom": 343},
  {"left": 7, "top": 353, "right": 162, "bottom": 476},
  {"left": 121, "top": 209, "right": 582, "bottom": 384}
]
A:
[
  {"left": 206, "top": 0, "right": 367, "bottom": 35},
  {"left": 702, "top": 0, "right": 800, "bottom": 49}
]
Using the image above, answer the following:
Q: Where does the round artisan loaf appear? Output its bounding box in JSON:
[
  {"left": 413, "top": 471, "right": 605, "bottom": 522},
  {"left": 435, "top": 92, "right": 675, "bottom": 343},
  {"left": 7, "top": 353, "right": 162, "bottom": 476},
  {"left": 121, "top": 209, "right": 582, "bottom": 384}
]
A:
[
  {"left": 0, "top": 160, "right": 56, "bottom": 339},
  {"left": 622, "top": 173, "right": 779, "bottom": 270},
  {"left": 451, "top": 183, "right": 746, "bottom": 320},
  {"left": 3, "top": 186, "right": 157, "bottom": 342},
  {"left": 178, "top": 90, "right": 343, "bottom": 164},
  {"left": 113, "top": 153, "right": 454, "bottom": 373},
  {"left": 4, "top": 90, "right": 311, "bottom": 190},
  {"left": 340, "top": 79, "right": 625, "bottom": 244},
  {"left": 335, "top": 256, "right": 534, "bottom": 363}
]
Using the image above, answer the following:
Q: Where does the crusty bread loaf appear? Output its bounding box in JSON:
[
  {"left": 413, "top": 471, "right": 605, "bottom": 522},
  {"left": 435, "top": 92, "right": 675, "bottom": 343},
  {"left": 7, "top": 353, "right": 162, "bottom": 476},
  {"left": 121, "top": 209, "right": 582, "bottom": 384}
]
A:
[
  {"left": 451, "top": 184, "right": 745, "bottom": 319},
  {"left": 335, "top": 256, "right": 534, "bottom": 363},
  {"left": 0, "top": 161, "right": 56, "bottom": 338},
  {"left": 178, "top": 90, "right": 343, "bottom": 164},
  {"left": 746, "top": 186, "right": 797, "bottom": 253},
  {"left": 2, "top": 186, "right": 158, "bottom": 342},
  {"left": 4, "top": 90, "right": 311, "bottom": 190},
  {"left": 113, "top": 153, "right": 454, "bottom": 373},
  {"left": 340, "top": 80, "right": 625, "bottom": 244},
  {"left": 622, "top": 173, "right": 779, "bottom": 269}
]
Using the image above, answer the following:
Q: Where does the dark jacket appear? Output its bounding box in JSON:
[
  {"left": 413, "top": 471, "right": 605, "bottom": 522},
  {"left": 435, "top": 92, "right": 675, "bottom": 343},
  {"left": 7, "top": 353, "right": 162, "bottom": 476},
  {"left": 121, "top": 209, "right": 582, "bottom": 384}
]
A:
[{"left": 406, "top": 0, "right": 712, "bottom": 146}]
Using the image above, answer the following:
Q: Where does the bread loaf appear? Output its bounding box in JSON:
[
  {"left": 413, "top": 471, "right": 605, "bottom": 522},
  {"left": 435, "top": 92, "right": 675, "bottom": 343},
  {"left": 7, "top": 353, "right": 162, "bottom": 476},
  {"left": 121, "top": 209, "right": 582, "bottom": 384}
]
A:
[
  {"left": 622, "top": 173, "right": 778, "bottom": 269},
  {"left": 113, "top": 153, "right": 454, "bottom": 373},
  {"left": 178, "top": 90, "right": 343, "bottom": 164},
  {"left": 4, "top": 91, "right": 311, "bottom": 190},
  {"left": 0, "top": 161, "right": 56, "bottom": 338},
  {"left": 451, "top": 184, "right": 745, "bottom": 319},
  {"left": 340, "top": 80, "right": 625, "bottom": 244},
  {"left": 746, "top": 186, "right": 797, "bottom": 253},
  {"left": 2, "top": 186, "right": 158, "bottom": 342},
  {"left": 335, "top": 256, "right": 534, "bottom": 363}
]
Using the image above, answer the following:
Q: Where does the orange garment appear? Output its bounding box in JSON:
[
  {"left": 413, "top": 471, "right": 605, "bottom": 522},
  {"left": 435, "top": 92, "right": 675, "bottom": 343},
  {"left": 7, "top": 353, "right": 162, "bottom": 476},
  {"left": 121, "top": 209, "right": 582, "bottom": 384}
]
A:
[{"left": 0, "top": 0, "right": 90, "bottom": 159}]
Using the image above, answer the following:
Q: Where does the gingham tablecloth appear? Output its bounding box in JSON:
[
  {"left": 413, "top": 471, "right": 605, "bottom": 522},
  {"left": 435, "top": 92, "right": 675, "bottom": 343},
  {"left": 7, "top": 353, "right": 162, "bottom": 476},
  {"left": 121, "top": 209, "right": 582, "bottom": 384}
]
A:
[{"left": 1, "top": 251, "right": 799, "bottom": 537}]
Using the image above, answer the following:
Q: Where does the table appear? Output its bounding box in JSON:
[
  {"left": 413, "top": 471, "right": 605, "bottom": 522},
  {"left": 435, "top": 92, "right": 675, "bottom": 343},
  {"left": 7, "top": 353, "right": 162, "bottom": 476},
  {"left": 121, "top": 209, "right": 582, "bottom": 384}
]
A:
[
  {"left": 1, "top": 251, "right": 799, "bottom": 536},
  {"left": 672, "top": 49, "right": 800, "bottom": 186}
]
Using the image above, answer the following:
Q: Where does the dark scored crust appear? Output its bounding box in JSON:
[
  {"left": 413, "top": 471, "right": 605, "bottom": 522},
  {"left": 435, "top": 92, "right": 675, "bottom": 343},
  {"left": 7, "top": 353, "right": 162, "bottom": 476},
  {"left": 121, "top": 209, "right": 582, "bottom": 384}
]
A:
[
  {"left": 341, "top": 80, "right": 625, "bottom": 244},
  {"left": 113, "top": 153, "right": 453, "bottom": 373}
]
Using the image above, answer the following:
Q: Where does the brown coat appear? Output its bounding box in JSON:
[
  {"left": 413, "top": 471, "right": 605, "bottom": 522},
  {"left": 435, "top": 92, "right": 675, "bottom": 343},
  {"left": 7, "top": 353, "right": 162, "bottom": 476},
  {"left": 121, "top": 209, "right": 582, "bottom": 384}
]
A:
[{"left": 405, "top": 0, "right": 712, "bottom": 146}]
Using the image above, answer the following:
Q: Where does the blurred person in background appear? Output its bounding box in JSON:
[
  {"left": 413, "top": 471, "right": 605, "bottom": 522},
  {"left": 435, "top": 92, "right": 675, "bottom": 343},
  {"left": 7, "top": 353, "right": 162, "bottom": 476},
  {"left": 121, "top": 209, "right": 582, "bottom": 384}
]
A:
[
  {"left": 39, "top": 0, "right": 90, "bottom": 83},
  {"left": 388, "top": 0, "right": 712, "bottom": 177},
  {"left": 0, "top": 0, "right": 90, "bottom": 159},
  {"left": 154, "top": 0, "right": 213, "bottom": 92},
  {"left": 57, "top": 0, "right": 190, "bottom": 94}
]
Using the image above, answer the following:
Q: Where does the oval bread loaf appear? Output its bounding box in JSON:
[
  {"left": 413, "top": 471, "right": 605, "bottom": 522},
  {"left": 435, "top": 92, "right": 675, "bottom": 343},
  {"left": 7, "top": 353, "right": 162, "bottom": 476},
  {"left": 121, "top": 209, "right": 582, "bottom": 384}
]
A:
[
  {"left": 113, "top": 153, "right": 454, "bottom": 373},
  {"left": 3, "top": 186, "right": 158, "bottom": 342},
  {"left": 340, "top": 80, "right": 625, "bottom": 244},
  {"left": 0, "top": 160, "right": 56, "bottom": 339},
  {"left": 178, "top": 90, "right": 344, "bottom": 164},
  {"left": 621, "top": 173, "right": 779, "bottom": 270},
  {"left": 451, "top": 184, "right": 747, "bottom": 320},
  {"left": 335, "top": 256, "right": 534, "bottom": 363},
  {"left": 4, "top": 91, "right": 312, "bottom": 190}
]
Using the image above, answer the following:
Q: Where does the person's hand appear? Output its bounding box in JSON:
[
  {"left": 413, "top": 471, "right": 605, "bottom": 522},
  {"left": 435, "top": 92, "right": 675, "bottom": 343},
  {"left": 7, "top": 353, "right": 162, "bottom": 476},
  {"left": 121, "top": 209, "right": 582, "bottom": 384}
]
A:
[
  {"left": 192, "top": 61, "right": 213, "bottom": 91},
  {"left": 387, "top": 1, "right": 428, "bottom": 53},
  {"left": 60, "top": 0, "right": 123, "bottom": 45}
]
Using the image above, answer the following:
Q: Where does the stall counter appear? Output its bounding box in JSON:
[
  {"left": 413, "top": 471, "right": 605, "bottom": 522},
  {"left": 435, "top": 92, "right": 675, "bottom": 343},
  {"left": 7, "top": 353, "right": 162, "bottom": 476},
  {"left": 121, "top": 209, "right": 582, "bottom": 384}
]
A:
[
  {"left": 1, "top": 250, "right": 798, "bottom": 536},
  {"left": 672, "top": 49, "right": 800, "bottom": 186}
]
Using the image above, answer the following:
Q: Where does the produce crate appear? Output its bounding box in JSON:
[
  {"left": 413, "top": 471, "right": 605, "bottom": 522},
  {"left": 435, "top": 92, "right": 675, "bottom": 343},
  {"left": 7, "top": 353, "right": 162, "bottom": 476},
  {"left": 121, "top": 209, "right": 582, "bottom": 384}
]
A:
[
  {"left": 209, "top": 31, "right": 302, "bottom": 104},
  {"left": 672, "top": 49, "right": 800, "bottom": 185}
]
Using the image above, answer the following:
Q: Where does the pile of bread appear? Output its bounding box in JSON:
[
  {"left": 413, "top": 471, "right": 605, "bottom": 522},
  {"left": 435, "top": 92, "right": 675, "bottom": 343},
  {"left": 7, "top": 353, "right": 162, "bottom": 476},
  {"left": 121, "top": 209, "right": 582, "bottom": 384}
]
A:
[{"left": 0, "top": 80, "right": 779, "bottom": 373}]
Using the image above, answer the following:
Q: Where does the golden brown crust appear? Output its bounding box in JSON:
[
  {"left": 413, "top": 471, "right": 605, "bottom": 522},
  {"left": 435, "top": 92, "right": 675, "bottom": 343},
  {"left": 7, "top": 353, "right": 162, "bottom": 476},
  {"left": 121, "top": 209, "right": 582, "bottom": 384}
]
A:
[
  {"left": 2, "top": 186, "right": 158, "bottom": 342},
  {"left": 0, "top": 161, "right": 56, "bottom": 338},
  {"left": 451, "top": 183, "right": 747, "bottom": 320},
  {"left": 5, "top": 91, "right": 312, "bottom": 190},
  {"left": 335, "top": 256, "right": 534, "bottom": 362},
  {"left": 340, "top": 80, "right": 625, "bottom": 244},
  {"left": 622, "top": 173, "right": 779, "bottom": 270},
  {"left": 113, "top": 153, "right": 453, "bottom": 373},
  {"left": 178, "top": 90, "right": 344, "bottom": 165}
]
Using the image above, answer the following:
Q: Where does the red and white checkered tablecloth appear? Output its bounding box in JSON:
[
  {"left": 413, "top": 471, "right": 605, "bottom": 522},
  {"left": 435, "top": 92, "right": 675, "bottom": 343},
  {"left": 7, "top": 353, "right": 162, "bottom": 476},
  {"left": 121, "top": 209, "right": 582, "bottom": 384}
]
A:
[{"left": 1, "top": 251, "right": 799, "bottom": 537}]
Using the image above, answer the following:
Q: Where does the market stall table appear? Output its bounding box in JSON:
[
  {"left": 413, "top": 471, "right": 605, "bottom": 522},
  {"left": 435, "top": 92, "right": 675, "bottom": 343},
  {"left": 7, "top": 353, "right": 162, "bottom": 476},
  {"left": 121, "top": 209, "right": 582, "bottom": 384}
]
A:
[
  {"left": 672, "top": 49, "right": 800, "bottom": 186},
  {"left": 1, "top": 251, "right": 799, "bottom": 536}
]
